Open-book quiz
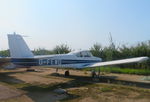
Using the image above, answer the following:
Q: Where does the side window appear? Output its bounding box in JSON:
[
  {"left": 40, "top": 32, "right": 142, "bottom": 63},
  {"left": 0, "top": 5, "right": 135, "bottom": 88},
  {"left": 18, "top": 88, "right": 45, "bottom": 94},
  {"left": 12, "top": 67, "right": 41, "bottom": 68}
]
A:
[
  {"left": 83, "top": 52, "right": 88, "bottom": 57},
  {"left": 83, "top": 51, "right": 92, "bottom": 57},
  {"left": 76, "top": 53, "right": 80, "bottom": 57},
  {"left": 76, "top": 52, "right": 83, "bottom": 57},
  {"left": 80, "top": 52, "right": 83, "bottom": 57},
  {"left": 76, "top": 51, "right": 92, "bottom": 57}
]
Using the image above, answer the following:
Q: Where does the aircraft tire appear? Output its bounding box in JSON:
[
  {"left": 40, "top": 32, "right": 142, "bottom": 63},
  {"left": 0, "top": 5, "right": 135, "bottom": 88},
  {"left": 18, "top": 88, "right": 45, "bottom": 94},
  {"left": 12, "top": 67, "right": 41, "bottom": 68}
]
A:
[
  {"left": 65, "top": 70, "right": 70, "bottom": 76},
  {"left": 91, "top": 71, "right": 96, "bottom": 78},
  {"left": 26, "top": 68, "right": 35, "bottom": 72}
]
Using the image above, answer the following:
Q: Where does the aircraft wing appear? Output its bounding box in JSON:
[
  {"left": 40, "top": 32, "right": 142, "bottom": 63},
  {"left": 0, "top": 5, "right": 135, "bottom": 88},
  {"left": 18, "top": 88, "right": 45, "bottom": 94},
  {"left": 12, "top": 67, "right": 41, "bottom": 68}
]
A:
[{"left": 85, "top": 57, "right": 149, "bottom": 68}]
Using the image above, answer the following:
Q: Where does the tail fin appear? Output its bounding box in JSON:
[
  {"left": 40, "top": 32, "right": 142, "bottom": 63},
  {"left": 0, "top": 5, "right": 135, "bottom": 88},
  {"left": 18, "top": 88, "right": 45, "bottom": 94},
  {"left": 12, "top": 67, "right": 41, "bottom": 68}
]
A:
[{"left": 8, "top": 33, "right": 34, "bottom": 58}]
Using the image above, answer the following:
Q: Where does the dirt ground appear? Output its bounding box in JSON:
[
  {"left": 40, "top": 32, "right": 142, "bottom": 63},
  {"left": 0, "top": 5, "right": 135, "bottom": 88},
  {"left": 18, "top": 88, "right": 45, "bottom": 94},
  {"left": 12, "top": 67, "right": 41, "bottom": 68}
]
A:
[{"left": 0, "top": 67, "right": 149, "bottom": 102}]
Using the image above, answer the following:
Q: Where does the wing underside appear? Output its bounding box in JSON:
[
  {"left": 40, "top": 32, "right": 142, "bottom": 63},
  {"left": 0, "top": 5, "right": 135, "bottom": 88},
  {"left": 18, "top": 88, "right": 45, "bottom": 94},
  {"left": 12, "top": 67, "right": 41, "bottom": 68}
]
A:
[{"left": 85, "top": 57, "right": 149, "bottom": 68}]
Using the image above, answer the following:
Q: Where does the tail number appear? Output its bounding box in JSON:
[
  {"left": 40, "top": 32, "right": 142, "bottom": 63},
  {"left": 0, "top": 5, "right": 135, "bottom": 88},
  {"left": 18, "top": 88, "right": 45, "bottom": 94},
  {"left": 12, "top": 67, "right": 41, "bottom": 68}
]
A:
[{"left": 39, "top": 59, "right": 61, "bottom": 65}]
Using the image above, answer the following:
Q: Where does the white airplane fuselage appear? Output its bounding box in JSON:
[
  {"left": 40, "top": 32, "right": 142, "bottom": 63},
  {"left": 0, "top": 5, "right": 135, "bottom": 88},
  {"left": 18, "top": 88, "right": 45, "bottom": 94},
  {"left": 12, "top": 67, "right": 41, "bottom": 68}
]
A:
[
  {"left": 11, "top": 52, "right": 102, "bottom": 69},
  {"left": 7, "top": 34, "right": 149, "bottom": 69}
]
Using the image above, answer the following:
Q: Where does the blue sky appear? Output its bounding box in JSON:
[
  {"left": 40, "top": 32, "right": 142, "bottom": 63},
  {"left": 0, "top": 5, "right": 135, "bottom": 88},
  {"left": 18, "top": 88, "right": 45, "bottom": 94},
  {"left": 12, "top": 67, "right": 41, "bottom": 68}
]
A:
[{"left": 0, "top": 0, "right": 150, "bottom": 50}]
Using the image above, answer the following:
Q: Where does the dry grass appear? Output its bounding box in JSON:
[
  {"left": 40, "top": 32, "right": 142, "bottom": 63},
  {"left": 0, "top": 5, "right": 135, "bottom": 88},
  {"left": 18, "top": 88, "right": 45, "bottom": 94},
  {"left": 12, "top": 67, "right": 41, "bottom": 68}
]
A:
[
  {"left": 62, "top": 83, "right": 150, "bottom": 102},
  {"left": 0, "top": 68, "right": 149, "bottom": 102}
]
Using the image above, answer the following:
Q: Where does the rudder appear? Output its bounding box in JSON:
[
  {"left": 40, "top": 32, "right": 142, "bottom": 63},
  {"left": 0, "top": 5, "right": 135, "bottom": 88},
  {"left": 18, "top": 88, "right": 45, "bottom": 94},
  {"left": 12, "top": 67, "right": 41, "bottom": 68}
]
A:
[{"left": 8, "top": 33, "right": 34, "bottom": 58}]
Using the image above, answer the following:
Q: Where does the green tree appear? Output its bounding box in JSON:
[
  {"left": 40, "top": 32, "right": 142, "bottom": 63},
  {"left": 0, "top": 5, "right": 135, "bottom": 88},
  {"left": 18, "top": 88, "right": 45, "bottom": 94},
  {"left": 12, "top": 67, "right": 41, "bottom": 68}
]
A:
[
  {"left": 53, "top": 44, "right": 71, "bottom": 54},
  {"left": 33, "top": 48, "right": 53, "bottom": 55},
  {"left": 90, "top": 43, "right": 103, "bottom": 58},
  {"left": 0, "top": 50, "right": 10, "bottom": 57}
]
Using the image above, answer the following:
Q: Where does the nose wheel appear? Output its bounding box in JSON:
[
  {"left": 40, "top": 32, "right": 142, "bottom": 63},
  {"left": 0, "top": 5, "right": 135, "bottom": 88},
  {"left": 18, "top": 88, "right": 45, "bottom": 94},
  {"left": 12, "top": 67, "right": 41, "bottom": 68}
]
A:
[
  {"left": 91, "top": 68, "right": 101, "bottom": 78},
  {"left": 91, "top": 70, "right": 96, "bottom": 78}
]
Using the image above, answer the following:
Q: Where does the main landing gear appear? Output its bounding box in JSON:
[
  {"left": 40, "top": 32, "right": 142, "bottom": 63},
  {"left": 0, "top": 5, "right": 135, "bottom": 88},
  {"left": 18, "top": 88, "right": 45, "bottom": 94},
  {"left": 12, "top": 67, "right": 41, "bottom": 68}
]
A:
[
  {"left": 64, "top": 70, "right": 70, "bottom": 76},
  {"left": 55, "top": 68, "right": 70, "bottom": 76},
  {"left": 26, "top": 68, "right": 35, "bottom": 72},
  {"left": 91, "top": 68, "right": 101, "bottom": 78},
  {"left": 91, "top": 70, "right": 96, "bottom": 78}
]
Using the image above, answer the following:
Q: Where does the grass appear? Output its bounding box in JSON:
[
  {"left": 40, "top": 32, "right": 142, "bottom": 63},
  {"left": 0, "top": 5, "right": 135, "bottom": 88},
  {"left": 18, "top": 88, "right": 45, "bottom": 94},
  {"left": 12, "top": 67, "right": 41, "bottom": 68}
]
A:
[
  {"left": 0, "top": 68, "right": 149, "bottom": 102},
  {"left": 83, "top": 67, "right": 150, "bottom": 75},
  {"left": 100, "top": 87, "right": 113, "bottom": 92},
  {"left": 61, "top": 83, "right": 150, "bottom": 102}
]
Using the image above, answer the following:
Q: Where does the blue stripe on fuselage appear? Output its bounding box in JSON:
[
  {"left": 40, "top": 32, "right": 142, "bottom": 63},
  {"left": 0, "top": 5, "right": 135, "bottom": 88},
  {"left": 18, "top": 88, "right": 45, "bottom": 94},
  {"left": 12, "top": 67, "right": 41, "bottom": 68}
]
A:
[
  {"left": 11, "top": 58, "right": 38, "bottom": 66},
  {"left": 11, "top": 58, "right": 100, "bottom": 66},
  {"left": 61, "top": 60, "right": 99, "bottom": 64}
]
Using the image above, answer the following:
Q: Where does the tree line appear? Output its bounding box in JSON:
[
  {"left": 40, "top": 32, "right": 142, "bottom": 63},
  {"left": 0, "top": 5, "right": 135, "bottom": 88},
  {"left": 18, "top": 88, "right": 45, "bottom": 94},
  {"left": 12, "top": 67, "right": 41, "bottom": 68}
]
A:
[
  {"left": 0, "top": 40, "right": 149, "bottom": 69},
  {"left": 90, "top": 41, "right": 150, "bottom": 69}
]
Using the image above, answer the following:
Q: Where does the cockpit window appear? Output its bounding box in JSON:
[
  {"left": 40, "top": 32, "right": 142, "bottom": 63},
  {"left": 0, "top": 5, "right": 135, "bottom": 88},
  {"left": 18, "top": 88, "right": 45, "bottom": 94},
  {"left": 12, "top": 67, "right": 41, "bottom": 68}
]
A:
[{"left": 76, "top": 51, "right": 93, "bottom": 57}]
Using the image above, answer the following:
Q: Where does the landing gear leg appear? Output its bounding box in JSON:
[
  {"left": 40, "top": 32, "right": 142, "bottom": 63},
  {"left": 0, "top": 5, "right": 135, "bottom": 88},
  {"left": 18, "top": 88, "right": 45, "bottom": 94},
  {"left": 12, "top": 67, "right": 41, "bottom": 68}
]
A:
[
  {"left": 98, "top": 67, "right": 100, "bottom": 78},
  {"left": 91, "top": 69, "right": 100, "bottom": 81},
  {"left": 65, "top": 70, "right": 70, "bottom": 76},
  {"left": 53, "top": 68, "right": 59, "bottom": 76}
]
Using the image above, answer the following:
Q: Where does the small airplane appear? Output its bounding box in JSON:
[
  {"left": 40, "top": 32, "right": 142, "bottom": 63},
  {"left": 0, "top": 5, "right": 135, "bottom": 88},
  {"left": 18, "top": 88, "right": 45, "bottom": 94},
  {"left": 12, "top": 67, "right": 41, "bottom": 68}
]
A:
[{"left": 4, "top": 33, "right": 149, "bottom": 76}]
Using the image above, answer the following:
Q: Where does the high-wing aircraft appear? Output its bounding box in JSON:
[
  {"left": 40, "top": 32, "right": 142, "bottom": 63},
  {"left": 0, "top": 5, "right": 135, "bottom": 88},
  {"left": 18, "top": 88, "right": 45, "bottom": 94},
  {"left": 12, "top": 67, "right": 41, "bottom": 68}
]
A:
[{"left": 7, "top": 33, "right": 149, "bottom": 75}]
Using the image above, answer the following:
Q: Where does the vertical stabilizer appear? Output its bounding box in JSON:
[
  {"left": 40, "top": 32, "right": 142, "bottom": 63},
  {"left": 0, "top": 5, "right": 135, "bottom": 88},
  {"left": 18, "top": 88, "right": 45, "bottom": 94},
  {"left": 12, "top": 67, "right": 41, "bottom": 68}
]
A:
[{"left": 8, "top": 33, "right": 34, "bottom": 58}]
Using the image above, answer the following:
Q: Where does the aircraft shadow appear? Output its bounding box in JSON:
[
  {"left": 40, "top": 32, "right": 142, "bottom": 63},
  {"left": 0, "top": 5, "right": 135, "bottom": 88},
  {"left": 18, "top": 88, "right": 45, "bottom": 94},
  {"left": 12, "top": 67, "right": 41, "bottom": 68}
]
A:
[
  {"left": 1, "top": 70, "right": 149, "bottom": 102},
  {"left": 51, "top": 73, "right": 150, "bottom": 89},
  {"left": 0, "top": 71, "right": 25, "bottom": 84},
  {"left": 21, "top": 73, "right": 150, "bottom": 102},
  {"left": 20, "top": 78, "right": 87, "bottom": 102}
]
